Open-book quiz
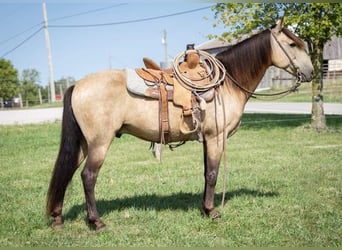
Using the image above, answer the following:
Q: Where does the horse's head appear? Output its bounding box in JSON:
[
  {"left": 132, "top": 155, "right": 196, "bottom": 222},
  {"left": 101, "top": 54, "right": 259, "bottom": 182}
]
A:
[{"left": 270, "top": 18, "right": 314, "bottom": 82}]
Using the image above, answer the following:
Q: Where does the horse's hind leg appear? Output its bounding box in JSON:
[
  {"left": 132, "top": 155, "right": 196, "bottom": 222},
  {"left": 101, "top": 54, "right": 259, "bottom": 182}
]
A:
[
  {"left": 202, "top": 137, "right": 223, "bottom": 219},
  {"left": 81, "top": 141, "right": 112, "bottom": 230}
]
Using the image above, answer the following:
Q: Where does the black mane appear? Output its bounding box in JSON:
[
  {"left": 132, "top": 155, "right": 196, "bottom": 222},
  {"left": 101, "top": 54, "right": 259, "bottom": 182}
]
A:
[{"left": 215, "top": 29, "right": 272, "bottom": 85}]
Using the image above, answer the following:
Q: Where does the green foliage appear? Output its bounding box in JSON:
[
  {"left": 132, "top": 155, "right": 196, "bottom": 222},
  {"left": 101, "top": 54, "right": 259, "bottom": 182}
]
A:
[
  {"left": 212, "top": 3, "right": 341, "bottom": 47},
  {"left": 55, "top": 76, "right": 76, "bottom": 95},
  {"left": 212, "top": 3, "right": 280, "bottom": 41},
  {"left": 0, "top": 58, "right": 19, "bottom": 100},
  {"left": 294, "top": 3, "right": 342, "bottom": 48},
  {"left": 0, "top": 114, "right": 341, "bottom": 246},
  {"left": 20, "top": 69, "right": 41, "bottom": 105},
  {"left": 0, "top": 58, "right": 75, "bottom": 105}
]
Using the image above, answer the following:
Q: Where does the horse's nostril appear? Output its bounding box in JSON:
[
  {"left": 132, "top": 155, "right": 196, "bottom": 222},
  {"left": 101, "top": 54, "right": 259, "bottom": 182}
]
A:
[{"left": 308, "top": 70, "right": 314, "bottom": 81}]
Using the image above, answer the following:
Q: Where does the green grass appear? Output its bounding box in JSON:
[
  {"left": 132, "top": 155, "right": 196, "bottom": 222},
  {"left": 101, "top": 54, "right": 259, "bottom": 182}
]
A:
[{"left": 0, "top": 114, "right": 341, "bottom": 247}]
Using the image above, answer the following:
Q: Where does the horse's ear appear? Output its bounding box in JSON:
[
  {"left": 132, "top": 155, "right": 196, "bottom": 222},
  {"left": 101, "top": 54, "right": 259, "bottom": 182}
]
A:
[{"left": 274, "top": 17, "right": 284, "bottom": 33}]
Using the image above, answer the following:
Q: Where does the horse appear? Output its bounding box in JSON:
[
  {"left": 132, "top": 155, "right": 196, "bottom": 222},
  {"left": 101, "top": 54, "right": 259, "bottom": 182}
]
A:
[{"left": 46, "top": 18, "right": 313, "bottom": 230}]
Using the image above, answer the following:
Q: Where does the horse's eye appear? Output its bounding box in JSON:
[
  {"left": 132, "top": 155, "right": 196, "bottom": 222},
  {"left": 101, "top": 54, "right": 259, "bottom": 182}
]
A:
[{"left": 290, "top": 42, "right": 296, "bottom": 48}]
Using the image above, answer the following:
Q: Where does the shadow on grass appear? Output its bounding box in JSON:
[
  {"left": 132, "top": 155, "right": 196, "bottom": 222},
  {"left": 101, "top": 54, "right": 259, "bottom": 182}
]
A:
[
  {"left": 241, "top": 113, "right": 311, "bottom": 129},
  {"left": 64, "top": 188, "right": 278, "bottom": 221}
]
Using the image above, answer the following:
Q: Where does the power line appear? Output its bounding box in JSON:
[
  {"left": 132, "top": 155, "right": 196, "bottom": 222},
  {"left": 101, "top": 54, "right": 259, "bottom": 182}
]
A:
[
  {"left": 0, "top": 3, "right": 126, "bottom": 45},
  {"left": 0, "top": 22, "right": 43, "bottom": 45},
  {"left": 1, "top": 27, "right": 43, "bottom": 58},
  {"left": 0, "top": 3, "right": 127, "bottom": 57},
  {"left": 0, "top": 5, "right": 213, "bottom": 57},
  {"left": 48, "top": 3, "right": 128, "bottom": 23},
  {"left": 49, "top": 6, "right": 213, "bottom": 28}
]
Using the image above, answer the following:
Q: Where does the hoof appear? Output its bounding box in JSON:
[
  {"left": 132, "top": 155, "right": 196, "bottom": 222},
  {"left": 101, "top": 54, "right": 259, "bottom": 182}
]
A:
[
  {"left": 201, "top": 207, "right": 221, "bottom": 220},
  {"left": 94, "top": 220, "right": 106, "bottom": 231},
  {"left": 209, "top": 210, "right": 221, "bottom": 220},
  {"left": 51, "top": 216, "right": 64, "bottom": 229},
  {"left": 52, "top": 221, "right": 64, "bottom": 229},
  {"left": 88, "top": 219, "right": 106, "bottom": 231}
]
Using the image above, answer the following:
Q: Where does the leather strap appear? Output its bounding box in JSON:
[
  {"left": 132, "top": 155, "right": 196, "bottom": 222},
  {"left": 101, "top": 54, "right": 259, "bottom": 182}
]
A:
[{"left": 159, "top": 83, "right": 169, "bottom": 144}]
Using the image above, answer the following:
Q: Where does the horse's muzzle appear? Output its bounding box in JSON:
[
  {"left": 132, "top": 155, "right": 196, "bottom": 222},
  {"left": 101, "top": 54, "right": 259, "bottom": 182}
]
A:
[{"left": 301, "top": 69, "right": 314, "bottom": 82}]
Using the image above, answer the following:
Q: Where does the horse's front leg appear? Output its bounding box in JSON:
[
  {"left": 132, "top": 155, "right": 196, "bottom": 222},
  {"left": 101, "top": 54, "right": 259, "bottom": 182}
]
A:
[{"left": 202, "top": 137, "right": 223, "bottom": 219}]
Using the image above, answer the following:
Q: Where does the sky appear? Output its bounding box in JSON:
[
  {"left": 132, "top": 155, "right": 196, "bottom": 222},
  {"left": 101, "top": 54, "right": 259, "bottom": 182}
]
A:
[{"left": 0, "top": 0, "right": 225, "bottom": 86}]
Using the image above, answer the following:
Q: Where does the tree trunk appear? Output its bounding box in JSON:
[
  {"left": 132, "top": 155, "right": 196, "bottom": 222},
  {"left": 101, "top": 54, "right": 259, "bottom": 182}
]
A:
[
  {"left": 311, "top": 78, "right": 327, "bottom": 130},
  {"left": 311, "top": 44, "right": 327, "bottom": 131}
]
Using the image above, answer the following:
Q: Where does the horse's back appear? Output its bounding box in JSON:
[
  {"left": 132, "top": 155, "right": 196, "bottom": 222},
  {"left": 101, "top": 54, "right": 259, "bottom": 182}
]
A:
[{"left": 73, "top": 69, "right": 125, "bottom": 96}]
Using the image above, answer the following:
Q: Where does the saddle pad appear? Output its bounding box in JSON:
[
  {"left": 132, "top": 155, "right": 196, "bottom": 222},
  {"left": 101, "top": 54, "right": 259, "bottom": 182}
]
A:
[
  {"left": 125, "top": 68, "right": 215, "bottom": 105},
  {"left": 125, "top": 68, "right": 150, "bottom": 97},
  {"left": 125, "top": 68, "right": 173, "bottom": 99}
]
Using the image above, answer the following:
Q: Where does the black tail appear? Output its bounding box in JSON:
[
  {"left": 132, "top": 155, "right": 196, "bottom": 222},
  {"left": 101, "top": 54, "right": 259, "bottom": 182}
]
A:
[{"left": 46, "top": 85, "right": 84, "bottom": 218}]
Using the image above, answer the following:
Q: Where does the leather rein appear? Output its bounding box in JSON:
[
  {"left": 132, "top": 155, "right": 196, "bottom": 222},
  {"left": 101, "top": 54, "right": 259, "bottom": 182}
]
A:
[{"left": 225, "top": 29, "right": 303, "bottom": 100}]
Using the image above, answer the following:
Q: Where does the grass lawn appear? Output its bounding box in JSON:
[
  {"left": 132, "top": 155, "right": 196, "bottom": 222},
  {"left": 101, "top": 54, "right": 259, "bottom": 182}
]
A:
[{"left": 0, "top": 114, "right": 341, "bottom": 247}]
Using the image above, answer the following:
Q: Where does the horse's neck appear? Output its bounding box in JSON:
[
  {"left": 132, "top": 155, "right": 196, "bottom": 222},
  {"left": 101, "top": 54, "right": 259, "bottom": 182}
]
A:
[
  {"left": 218, "top": 30, "right": 273, "bottom": 100},
  {"left": 240, "top": 64, "right": 268, "bottom": 94},
  {"left": 225, "top": 62, "right": 269, "bottom": 103},
  {"left": 232, "top": 47, "right": 271, "bottom": 96}
]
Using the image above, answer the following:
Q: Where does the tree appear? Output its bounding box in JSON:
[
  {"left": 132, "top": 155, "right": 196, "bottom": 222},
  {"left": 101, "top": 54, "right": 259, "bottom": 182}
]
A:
[
  {"left": 55, "top": 76, "right": 75, "bottom": 95},
  {"left": 0, "top": 58, "right": 19, "bottom": 100},
  {"left": 211, "top": 3, "right": 342, "bottom": 131},
  {"left": 20, "top": 69, "right": 41, "bottom": 106}
]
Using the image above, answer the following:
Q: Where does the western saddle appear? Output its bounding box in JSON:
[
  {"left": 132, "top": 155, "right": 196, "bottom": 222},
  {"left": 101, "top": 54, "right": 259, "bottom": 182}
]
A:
[{"left": 134, "top": 44, "right": 225, "bottom": 145}]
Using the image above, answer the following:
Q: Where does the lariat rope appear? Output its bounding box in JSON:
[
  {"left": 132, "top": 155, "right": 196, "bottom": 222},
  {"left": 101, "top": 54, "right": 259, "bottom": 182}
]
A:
[
  {"left": 173, "top": 50, "right": 226, "bottom": 92},
  {"left": 173, "top": 50, "right": 229, "bottom": 212},
  {"left": 218, "top": 87, "right": 228, "bottom": 213}
]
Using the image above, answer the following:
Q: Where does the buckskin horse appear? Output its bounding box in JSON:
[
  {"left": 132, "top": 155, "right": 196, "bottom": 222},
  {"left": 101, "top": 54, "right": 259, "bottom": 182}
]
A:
[{"left": 46, "top": 19, "right": 313, "bottom": 230}]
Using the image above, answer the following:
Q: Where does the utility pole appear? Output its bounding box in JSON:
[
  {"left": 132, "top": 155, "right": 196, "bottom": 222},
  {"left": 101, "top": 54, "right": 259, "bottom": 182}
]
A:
[
  {"left": 161, "top": 29, "right": 169, "bottom": 69},
  {"left": 153, "top": 30, "right": 169, "bottom": 161},
  {"left": 108, "top": 55, "right": 112, "bottom": 69},
  {"left": 42, "top": 2, "right": 55, "bottom": 102}
]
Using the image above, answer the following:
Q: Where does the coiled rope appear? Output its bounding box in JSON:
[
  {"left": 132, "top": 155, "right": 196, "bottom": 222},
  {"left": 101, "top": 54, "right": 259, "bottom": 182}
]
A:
[{"left": 173, "top": 50, "right": 226, "bottom": 92}]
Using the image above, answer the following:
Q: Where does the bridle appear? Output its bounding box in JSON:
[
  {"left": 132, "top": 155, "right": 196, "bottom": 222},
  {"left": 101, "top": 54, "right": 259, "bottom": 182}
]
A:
[
  {"left": 226, "top": 29, "right": 303, "bottom": 99},
  {"left": 270, "top": 29, "right": 303, "bottom": 82}
]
